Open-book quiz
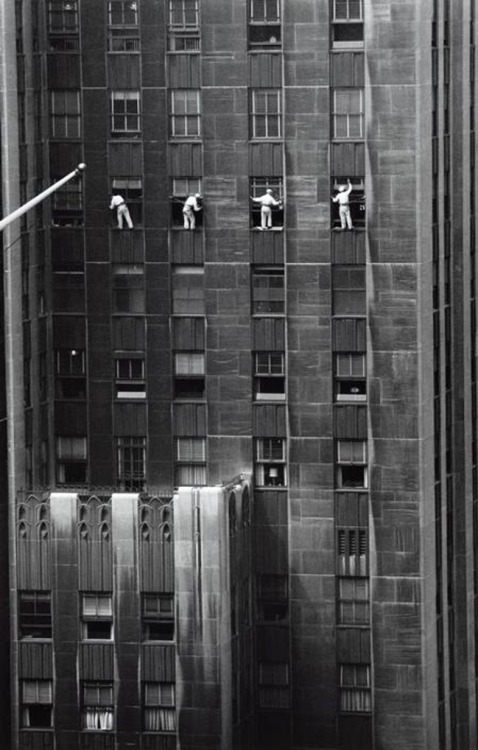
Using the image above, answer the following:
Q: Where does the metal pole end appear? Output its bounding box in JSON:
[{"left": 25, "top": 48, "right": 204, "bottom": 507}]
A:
[{"left": 76, "top": 163, "right": 87, "bottom": 175}]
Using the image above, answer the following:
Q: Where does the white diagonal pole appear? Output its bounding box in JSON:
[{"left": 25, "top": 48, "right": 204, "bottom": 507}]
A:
[{"left": 0, "top": 162, "right": 86, "bottom": 232}]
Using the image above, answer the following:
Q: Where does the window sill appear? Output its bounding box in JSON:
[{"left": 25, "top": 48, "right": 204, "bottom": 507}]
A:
[{"left": 251, "top": 226, "right": 284, "bottom": 232}]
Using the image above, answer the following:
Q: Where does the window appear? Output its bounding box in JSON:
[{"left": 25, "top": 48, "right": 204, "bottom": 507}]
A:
[
  {"left": 171, "top": 178, "right": 203, "bottom": 226},
  {"left": 254, "top": 352, "right": 285, "bottom": 400},
  {"left": 144, "top": 682, "right": 176, "bottom": 732},
  {"left": 111, "top": 91, "right": 140, "bottom": 136},
  {"left": 115, "top": 357, "right": 145, "bottom": 399},
  {"left": 331, "top": 177, "right": 365, "bottom": 228},
  {"left": 21, "top": 680, "right": 53, "bottom": 729},
  {"left": 174, "top": 352, "right": 205, "bottom": 398},
  {"left": 332, "top": 0, "right": 364, "bottom": 48},
  {"left": 142, "top": 594, "right": 175, "bottom": 641},
  {"left": 338, "top": 578, "right": 369, "bottom": 624},
  {"left": 258, "top": 662, "right": 289, "bottom": 709},
  {"left": 255, "top": 438, "right": 286, "bottom": 487},
  {"left": 250, "top": 178, "right": 284, "bottom": 229},
  {"left": 108, "top": 1, "right": 139, "bottom": 51},
  {"left": 169, "top": 0, "right": 199, "bottom": 28},
  {"left": 175, "top": 438, "right": 207, "bottom": 486},
  {"left": 249, "top": 0, "right": 280, "bottom": 47},
  {"left": 113, "top": 264, "right": 145, "bottom": 314},
  {"left": 335, "top": 353, "right": 366, "bottom": 401},
  {"left": 51, "top": 180, "right": 83, "bottom": 226},
  {"left": 252, "top": 268, "right": 285, "bottom": 314},
  {"left": 338, "top": 528, "right": 368, "bottom": 575},
  {"left": 257, "top": 574, "right": 288, "bottom": 622},
  {"left": 82, "top": 682, "right": 114, "bottom": 730},
  {"left": 50, "top": 91, "right": 81, "bottom": 138},
  {"left": 339, "top": 664, "right": 371, "bottom": 712},
  {"left": 172, "top": 266, "right": 205, "bottom": 315},
  {"left": 19, "top": 592, "right": 52, "bottom": 639},
  {"left": 55, "top": 348, "right": 86, "bottom": 398},
  {"left": 82, "top": 594, "right": 113, "bottom": 640},
  {"left": 251, "top": 90, "right": 282, "bottom": 138},
  {"left": 116, "top": 436, "right": 146, "bottom": 491},
  {"left": 48, "top": 1, "right": 79, "bottom": 49},
  {"left": 109, "top": 0, "right": 138, "bottom": 24},
  {"left": 336, "top": 440, "right": 368, "bottom": 488},
  {"left": 332, "top": 266, "right": 366, "bottom": 315},
  {"left": 332, "top": 89, "right": 364, "bottom": 139},
  {"left": 56, "top": 436, "right": 87, "bottom": 484},
  {"left": 111, "top": 178, "right": 142, "bottom": 224},
  {"left": 170, "top": 90, "right": 201, "bottom": 137}
]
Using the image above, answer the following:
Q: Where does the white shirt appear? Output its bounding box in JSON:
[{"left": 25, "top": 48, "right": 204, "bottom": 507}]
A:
[
  {"left": 110, "top": 195, "right": 126, "bottom": 209},
  {"left": 333, "top": 186, "right": 353, "bottom": 205},
  {"left": 183, "top": 195, "right": 201, "bottom": 211},
  {"left": 254, "top": 193, "right": 280, "bottom": 207}
]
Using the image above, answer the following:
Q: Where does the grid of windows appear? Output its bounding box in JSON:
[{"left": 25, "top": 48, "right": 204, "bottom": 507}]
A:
[
  {"left": 50, "top": 91, "right": 81, "bottom": 138},
  {"left": 82, "top": 682, "right": 114, "bottom": 731},
  {"left": 332, "top": 89, "right": 364, "bottom": 139},
  {"left": 110, "top": 91, "right": 141, "bottom": 135},
  {"left": 170, "top": 90, "right": 201, "bottom": 137},
  {"left": 144, "top": 682, "right": 176, "bottom": 732},
  {"left": 116, "top": 436, "right": 146, "bottom": 491},
  {"left": 251, "top": 90, "right": 282, "bottom": 138}
]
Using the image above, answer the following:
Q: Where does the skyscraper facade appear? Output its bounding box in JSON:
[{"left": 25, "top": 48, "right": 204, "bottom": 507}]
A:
[{"left": 0, "top": 0, "right": 477, "bottom": 749}]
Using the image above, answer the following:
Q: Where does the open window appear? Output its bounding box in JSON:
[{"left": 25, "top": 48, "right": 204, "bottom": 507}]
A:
[
  {"left": 336, "top": 440, "right": 368, "bottom": 488},
  {"left": 55, "top": 348, "right": 86, "bottom": 399},
  {"left": 115, "top": 356, "right": 145, "bottom": 399},
  {"left": 111, "top": 178, "right": 142, "bottom": 225},
  {"left": 56, "top": 436, "right": 87, "bottom": 484},
  {"left": 116, "top": 436, "right": 146, "bottom": 491},
  {"left": 250, "top": 178, "right": 284, "bottom": 229},
  {"left": 254, "top": 352, "right": 285, "bottom": 400},
  {"left": 81, "top": 594, "right": 113, "bottom": 640},
  {"left": 47, "top": 0, "right": 79, "bottom": 50},
  {"left": 255, "top": 438, "right": 286, "bottom": 487},
  {"left": 252, "top": 268, "right": 285, "bottom": 314},
  {"left": 19, "top": 592, "right": 52, "bottom": 639},
  {"left": 175, "top": 437, "right": 206, "bottom": 486},
  {"left": 332, "top": 0, "right": 364, "bottom": 48},
  {"left": 21, "top": 680, "right": 53, "bottom": 728},
  {"left": 82, "top": 682, "right": 114, "bottom": 730},
  {"left": 144, "top": 682, "right": 176, "bottom": 732},
  {"left": 171, "top": 178, "right": 203, "bottom": 228},
  {"left": 174, "top": 352, "right": 205, "bottom": 398},
  {"left": 331, "top": 177, "right": 365, "bottom": 228},
  {"left": 335, "top": 353, "right": 366, "bottom": 401},
  {"left": 249, "top": 0, "right": 281, "bottom": 48},
  {"left": 142, "top": 594, "right": 175, "bottom": 641}
]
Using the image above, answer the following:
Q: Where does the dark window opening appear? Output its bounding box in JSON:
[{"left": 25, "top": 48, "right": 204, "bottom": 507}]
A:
[
  {"left": 171, "top": 178, "right": 203, "bottom": 228},
  {"left": 108, "top": 28, "right": 140, "bottom": 52},
  {"left": 250, "top": 178, "right": 283, "bottom": 229},
  {"left": 252, "top": 269, "right": 285, "bottom": 314},
  {"left": 249, "top": 24, "right": 281, "bottom": 47},
  {"left": 22, "top": 705, "right": 52, "bottom": 729},
  {"left": 337, "top": 465, "right": 367, "bottom": 489},
  {"left": 174, "top": 377, "right": 205, "bottom": 399},
  {"left": 84, "top": 621, "right": 112, "bottom": 640},
  {"left": 142, "top": 594, "right": 175, "bottom": 642},
  {"left": 331, "top": 177, "right": 365, "bottom": 228},
  {"left": 111, "top": 178, "right": 142, "bottom": 225}
]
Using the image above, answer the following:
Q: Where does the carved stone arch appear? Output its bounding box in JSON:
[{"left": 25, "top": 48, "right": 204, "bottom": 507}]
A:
[
  {"left": 78, "top": 521, "right": 89, "bottom": 540},
  {"left": 140, "top": 506, "right": 151, "bottom": 525},
  {"left": 140, "top": 522, "right": 151, "bottom": 541},
  {"left": 161, "top": 523, "right": 172, "bottom": 543},
  {"left": 78, "top": 504, "right": 90, "bottom": 523},
  {"left": 37, "top": 504, "right": 49, "bottom": 523},
  {"left": 17, "top": 521, "right": 28, "bottom": 540},
  {"left": 160, "top": 505, "right": 172, "bottom": 526},
  {"left": 38, "top": 521, "right": 49, "bottom": 540},
  {"left": 17, "top": 505, "right": 28, "bottom": 522},
  {"left": 99, "top": 505, "right": 110, "bottom": 524},
  {"left": 99, "top": 522, "right": 110, "bottom": 541}
]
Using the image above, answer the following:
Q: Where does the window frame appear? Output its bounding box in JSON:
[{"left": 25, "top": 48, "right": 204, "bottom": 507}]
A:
[
  {"left": 250, "top": 89, "right": 282, "bottom": 139},
  {"left": 252, "top": 268, "right": 285, "bottom": 315},
  {"left": 332, "top": 0, "right": 364, "bottom": 48},
  {"left": 81, "top": 594, "right": 113, "bottom": 641},
  {"left": 171, "top": 177, "right": 203, "bottom": 227},
  {"left": 50, "top": 90, "right": 81, "bottom": 139},
  {"left": 142, "top": 594, "right": 175, "bottom": 642},
  {"left": 254, "top": 437, "right": 287, "bottom": 487},
  {"left": 114, "top": 356, "right": 146, "bottom": 399},
  {"left": 172, "top": 266, "right": 205, "bottom": 315},
  {"left": 339, "top": 664, "right": 372, "bottom": 713},
  {"left": 56, "top": 435, "right": 87, "bottom": 484},
  {"left": 337, "top": 577, "right": 370, "bottom": 624},
  {"left": 168, "top": 0, "right": 199, "bottom": 29},
  {"left": 21, "top": 679, "right": 53, "bottom": 729},
  {"left": 336, "top": 439, "right": 368, "bottom": 489},
  {"left": 254, "top": 352, "right": 285, "bottom": 401},
  {"left": 332, "top": 88, "right": 364, "bottom": 139},
  {"left": 116, "top": 436, "right": 146, "bottom": 491},
  {"left": 19, "top": 592, "right": 52, "bottom": 640},
  {"left": 110, "top": 90, "right": 141, "bottom": 136},
  {"left": 82, "top": 681, "right": 114, "bottom": 731},
  {"left": 170, "top": 90, "right": 201, "bottom": 138},
  {"left": 143, "top": 681, "right": 177, "bottom": 732},
  {"left": 335, "top": 353, "right": 366, "bottom": 401}
]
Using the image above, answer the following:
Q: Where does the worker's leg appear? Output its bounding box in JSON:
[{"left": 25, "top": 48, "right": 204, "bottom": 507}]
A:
[
  {"left": 124, "top": 206, "right": 133, "bottom": 229},
  {"left": 339, "top": 206, "right": 346, "bottom": 230},
  {"left": 189, "top": 211, "right": 196, "bottom": 230},
  {"left": 345, "top": 207, "right": 353, "bottom": 229},
  {"left": 117, "top": 207, "right": 124, "bottom": 229}
]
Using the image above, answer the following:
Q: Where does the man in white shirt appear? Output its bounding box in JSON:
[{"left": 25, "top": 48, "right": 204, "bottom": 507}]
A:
[
  {"left": 182, "top": 193, "right": 202, "bottom": 229},
  {"left": 109, "top": 194, "right": 133, "bottom": 229},
  {"left": 332, "top": 179, "right": 353, "bottom": 230},
  {"left": 251, "top": 188, "right": 282, "bottom": 230}
]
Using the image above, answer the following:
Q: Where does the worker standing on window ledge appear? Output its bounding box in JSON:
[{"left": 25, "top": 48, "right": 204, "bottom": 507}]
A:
[
  {"left": 110, "top": 194, "right": 134, "bottom": 229},
  {"left": 182, "top": 193, "right": 202, "bottom": 229},
  {"left": 251, "top": 188, "right": 282, "bottom": 230},
  {"left": 332, "top": 179, "right": 353, "bottom": 230}
]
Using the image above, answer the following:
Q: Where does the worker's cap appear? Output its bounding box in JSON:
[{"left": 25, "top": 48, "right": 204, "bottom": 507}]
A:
[
  {"left": 266, "top": 188, "right": 273, "bottom": 194},
  {"left": 339, "top": 185, "right": 347, "bottom": 191},
  {"left": 195, "top": 193, "right": 201, "bottom": 198}
]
